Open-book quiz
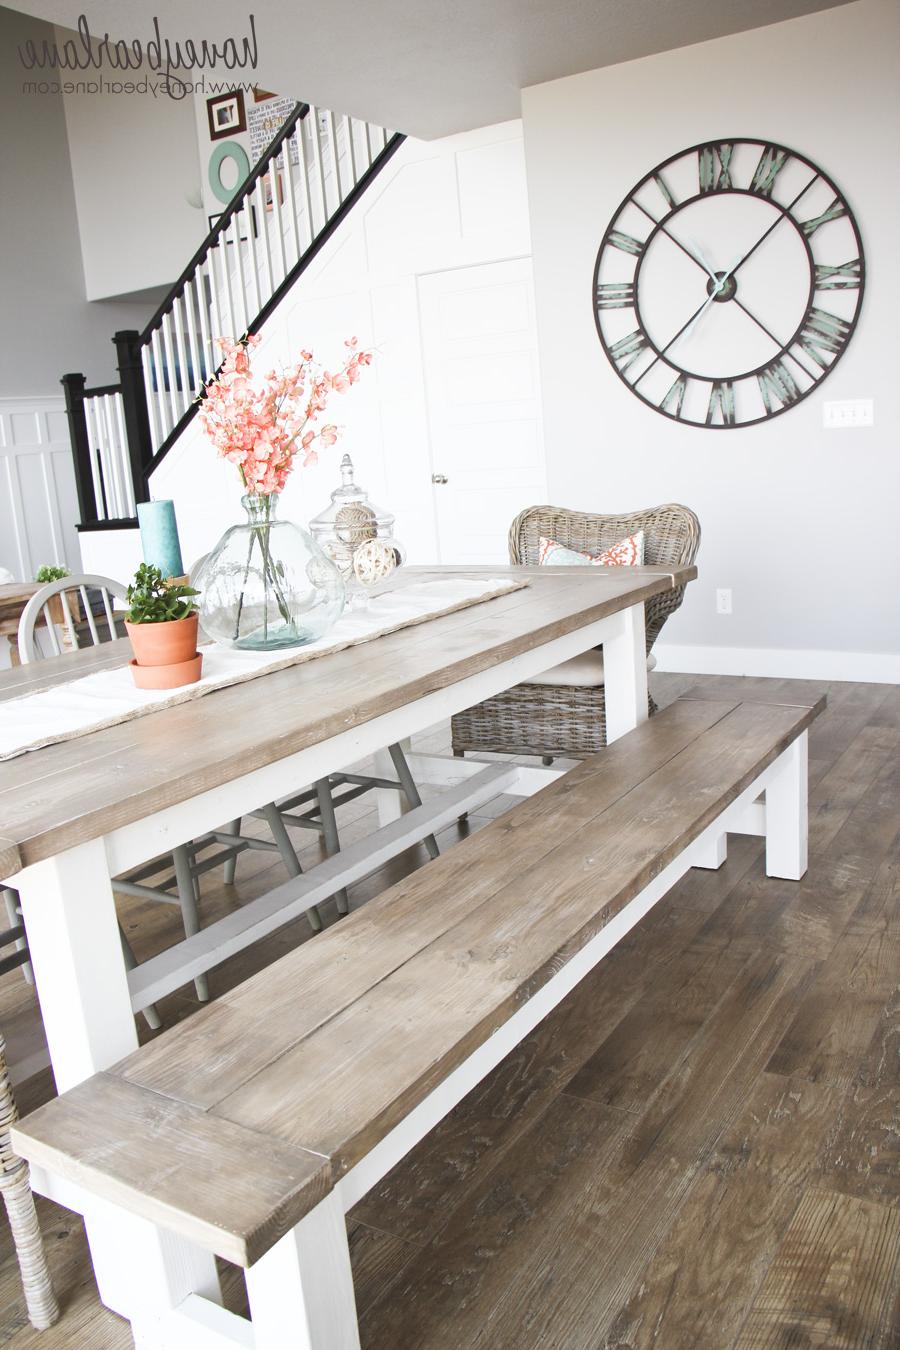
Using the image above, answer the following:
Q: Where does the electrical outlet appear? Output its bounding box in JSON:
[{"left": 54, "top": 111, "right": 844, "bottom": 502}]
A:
[
  {"left": 716, "top": 588, "right": 732, "bottom": 615},
  {"left": 823, "top": 398, "right": 874, "bottom": 429}
]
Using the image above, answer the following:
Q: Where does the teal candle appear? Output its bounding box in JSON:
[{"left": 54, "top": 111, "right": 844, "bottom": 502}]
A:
[{"left": 137, "top": 500, "right": 184, "bottom": 579}]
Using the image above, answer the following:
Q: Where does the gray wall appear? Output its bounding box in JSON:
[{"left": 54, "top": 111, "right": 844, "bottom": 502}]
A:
[
  {"left": 522, "top": 0, "right": 899, "bottom": 671},
  {"left": 0, "top": 5, "right": 155, "bottom": 396}
]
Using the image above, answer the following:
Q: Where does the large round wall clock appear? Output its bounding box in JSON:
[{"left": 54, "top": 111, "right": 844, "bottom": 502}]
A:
[{"left": 592, "top": 138, "right": 865, "bottom": 427}]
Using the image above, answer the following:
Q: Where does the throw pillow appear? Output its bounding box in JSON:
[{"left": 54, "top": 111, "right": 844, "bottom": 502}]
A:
[{"left": 538, "top": 530, "right": 645, "bottom": 567}]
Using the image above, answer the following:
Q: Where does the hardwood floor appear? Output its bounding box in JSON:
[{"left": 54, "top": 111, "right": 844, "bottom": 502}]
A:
[{"left": 0, "top": 674, "right": 897, "bottom": 1348}]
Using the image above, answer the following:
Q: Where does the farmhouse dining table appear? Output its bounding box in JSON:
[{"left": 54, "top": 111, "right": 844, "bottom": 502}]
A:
[{"left": 0, "top": 563, "right": 696, "bottom": 1104}]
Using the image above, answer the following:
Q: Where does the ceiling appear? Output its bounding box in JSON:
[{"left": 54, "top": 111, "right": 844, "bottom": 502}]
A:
[{"left": 11, "top": 0, "right": 854, "bottom": 138}]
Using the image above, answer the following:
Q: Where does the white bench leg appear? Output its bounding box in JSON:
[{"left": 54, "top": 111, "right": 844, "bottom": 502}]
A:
[
  {"left": 246, "top": 1191, "right": 359, "bottom": 1350},
  {"left": 84, "top": 1199, "right": 221, "bottom": 1336},
  {"left": 764, "top": 732, "right": 808, "bottom": 881},
  {"left": 603, "top": 602, "right": 648, "bottom": 743},
  {"left": 694, "top": 832, "right": 728, "bottom": 869}
]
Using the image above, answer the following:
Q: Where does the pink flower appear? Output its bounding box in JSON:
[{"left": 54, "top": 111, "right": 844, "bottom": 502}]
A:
[{"left": 197, "top": 334, "right": 374, "bottom": 494}]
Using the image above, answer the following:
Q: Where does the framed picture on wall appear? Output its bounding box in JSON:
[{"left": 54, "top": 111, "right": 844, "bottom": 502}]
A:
[{"left": 207, "top": 90, "right": 247, "bottom": 141}]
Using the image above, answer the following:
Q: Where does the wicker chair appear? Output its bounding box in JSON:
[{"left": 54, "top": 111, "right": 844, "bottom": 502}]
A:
[{"left": 451, "top": 503, "right": 701, "bottom": 760}]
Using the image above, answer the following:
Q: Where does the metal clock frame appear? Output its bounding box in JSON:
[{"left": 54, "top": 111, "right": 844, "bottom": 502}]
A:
[{"left": 591, "top": 137, "right": 866, "bottom": 429}]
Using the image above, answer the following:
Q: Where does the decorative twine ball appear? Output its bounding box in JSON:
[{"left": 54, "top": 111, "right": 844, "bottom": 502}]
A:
[
  {"left": 321, "top": 537, "right": 354, "bottom": 578},
  {"left": 335, "top": 503, "right": 377, "bottom": 547},
  {"left": 353, "top": 537, "right": 397, "bottom": 586}
]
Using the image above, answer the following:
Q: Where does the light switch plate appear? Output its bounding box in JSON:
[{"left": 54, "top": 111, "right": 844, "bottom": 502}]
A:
[{"left": 823, "top": 398, "right": 874, "bottom": 429}]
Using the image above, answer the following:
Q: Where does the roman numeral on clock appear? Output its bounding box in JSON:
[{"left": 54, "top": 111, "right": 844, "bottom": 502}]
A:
[
  {"left": 659, "top": 373, "right": 687, "bottom": 418},
  {"left": 814, "top": 259, "right": 862, "bottom": 290},
  {"left": 698, "top": 142, "right": 734, "bottom": 193},
  {"left": 800, "top": 195, "right": 847, "bottom": 237},
  {"left": 608, "top": 329, "right": 650, "bottom": 376},
  {"left": 758, "top": 358, "right": 801, "bottom": 414},
  {"left": 607, "top": 230, "right": 645, "bottom": 256},
  {"left": 595, "top": 281, "right": 635, "bottom": 310},
  {"left": 651, "top": 172, "right": 677, "bottom": 209},
  {"left": 750, "top": 145, "right": 789, "bottom": 197},
  {"left": 796, "top": 307, "right": 853, "bottom": 368},
  {"left": 706, "top": 380, "right": 736, "bottom": 426}
]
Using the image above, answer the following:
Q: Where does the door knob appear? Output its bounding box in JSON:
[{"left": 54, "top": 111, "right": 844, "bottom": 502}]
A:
[{"left": 431, "top": 473, "right": 448, "bottom": 485}]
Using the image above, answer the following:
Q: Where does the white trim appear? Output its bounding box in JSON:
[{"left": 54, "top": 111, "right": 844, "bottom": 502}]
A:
[{"left": 655, "top": 641, "right": 900, "bottom": 685}]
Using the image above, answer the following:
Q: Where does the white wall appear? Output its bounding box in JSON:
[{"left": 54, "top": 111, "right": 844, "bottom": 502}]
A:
[
  {"left": 522, "top": 0, "right": 900, "bottom": 680},
  {"left": 0, "top": 5, "right": 158, "bottom": 395},
  {"left": 61, "top": 46, "right": 203, "bottom": 300},
  {"left": 147, "top": 122, "right": 536, "bottom": 573}
]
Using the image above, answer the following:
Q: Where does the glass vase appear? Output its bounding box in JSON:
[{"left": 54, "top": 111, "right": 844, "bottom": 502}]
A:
[{"left": 195, "top": 493, "right": 345, "bottom": 650}]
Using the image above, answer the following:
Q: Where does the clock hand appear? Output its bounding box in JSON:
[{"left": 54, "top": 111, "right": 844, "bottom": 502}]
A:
[
  {"left": 631, "top": 200, "right": 720, "bottom": 282},
  {"left": 632, "top": 285, "right": 725, "bottom": 389}
]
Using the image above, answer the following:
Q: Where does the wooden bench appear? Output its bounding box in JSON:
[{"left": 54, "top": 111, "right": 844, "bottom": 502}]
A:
[{"left": 13, "top": 691, "right": 822, "bottom": 1349}]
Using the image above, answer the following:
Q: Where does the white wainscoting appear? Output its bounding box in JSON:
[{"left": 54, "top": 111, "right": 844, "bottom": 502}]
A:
[
  {"left": 0, "top": 396, "right": 81, "bottom": 581},
  {"left": 655, "top": 642, "right": 900, "bottom": 685}
]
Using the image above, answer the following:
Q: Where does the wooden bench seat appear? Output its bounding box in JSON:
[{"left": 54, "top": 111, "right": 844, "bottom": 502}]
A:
[{"left": 13, "top": 691, "right": 823, "bottom": 1350}]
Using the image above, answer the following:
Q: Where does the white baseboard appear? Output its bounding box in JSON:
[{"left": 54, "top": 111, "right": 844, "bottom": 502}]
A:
[{"left": 654, "top": 642, "right": 900, "bottom": 685}]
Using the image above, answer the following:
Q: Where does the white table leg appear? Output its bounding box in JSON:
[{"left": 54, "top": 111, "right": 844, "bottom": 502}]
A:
[
  {"left": 765, "top": 732, "right": 808, "bottom": 880},
  {"left": 602, "top": 602, "right": 648, "bottom": 743},
  {"left": 16, "top": 837, "right": 138, "bottom": 1094},
  {"left": 246, "top": 1192, "right": 360, "bottom": 1350}
]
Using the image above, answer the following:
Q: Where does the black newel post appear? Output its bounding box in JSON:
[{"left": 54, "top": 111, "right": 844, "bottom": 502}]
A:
[
  {"left": 60, "top": 371, "right": 98, "bottom": 527},
  {"left": 114, "top": 330, "right": 153, "bottom": 509}
]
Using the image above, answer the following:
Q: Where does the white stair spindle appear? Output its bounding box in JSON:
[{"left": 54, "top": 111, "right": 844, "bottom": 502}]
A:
[
  {"left": 292, "top": 123, "right": 315, "bottom": 253},
  {"left": 150, "top": 327, "right": 172, "bottom": 442},
  {"left": 194, "top": 266, "right": 214, "bottom": 379},
  {"left": 203, "top": 254, "right": 223, "bottom": 365},
  {"left": 325, "top": 110, "right": 342, "bottom": 208},
  {"left": 160, "top": 313, "right": 180, "bottom": 434},
  {"left": 242, "top": 196, "right": 263, "bottom": 317},
  {"left": 183, "top": 278, "right": 204, "bottom": 399},
  {"left": 343, "top": 115, "right": 357, "bottom": 192},
  {"left": 113, "top": 393, "right": 135, "bottom": 515},
  {"left": 83, "top": 399, "right": 105, "bottom": 520},
  {"left": 253, "top": 176, "right": 275, "bottom": 301},
  {"left": 217, "top": 229, "right": 238, "bottom": 338},
  {"left": 172, "top": 293, "right": 192, "bottom": 418},
  {"left": 92, "top": 399, "right": 114, "bottom": 518},
  {"left": 102, "top": 395, "right": 126, "bottom": 518},
  {"left": 228, "top": 214, "right": 250, "bottom": 336},
  {"left": 140, "top": 344, "right": 163, "bottom": 455},
  {"left": 280, "top": 134, "right": 302, "bottom": 270},
  {"left": 364, "top": 121, "right": 375, "bottom": 171},
  {"left": 270, "top": 146, "right": 288, "bottom": 283},
  {"left": 309, "top": 108, "right": 329, "bottom": 233}
]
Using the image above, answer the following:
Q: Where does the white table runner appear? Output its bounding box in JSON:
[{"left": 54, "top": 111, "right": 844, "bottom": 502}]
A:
[{"left": 0, "top": 577, "right": 525, "bottom": 761}]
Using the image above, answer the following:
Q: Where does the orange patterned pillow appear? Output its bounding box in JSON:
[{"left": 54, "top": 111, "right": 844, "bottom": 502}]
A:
[{"left": 538, "top": 530, "right": 645, "bottom": 566}]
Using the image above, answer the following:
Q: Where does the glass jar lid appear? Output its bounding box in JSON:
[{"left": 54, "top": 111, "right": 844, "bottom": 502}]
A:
[{"left": 308, "top": 454, "right": 395, "bottom": 537}]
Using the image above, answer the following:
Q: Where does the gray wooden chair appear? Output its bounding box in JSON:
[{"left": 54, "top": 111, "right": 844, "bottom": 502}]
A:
[{"left": 451, "top": 503, "right": 701, "bottom": 760}]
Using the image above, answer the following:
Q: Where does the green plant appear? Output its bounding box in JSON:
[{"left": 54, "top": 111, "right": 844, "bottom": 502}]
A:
[
  {"left": 35, "top": 564, "right": 69, "bottom": 583},
  {"left": 126, "top": 563, "right": 199, "bottom": 624}
]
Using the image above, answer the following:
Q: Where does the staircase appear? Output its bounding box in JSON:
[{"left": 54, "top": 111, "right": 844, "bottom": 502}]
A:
[{"left": 63, "top": 102, "right": 404, "bottom": 537}]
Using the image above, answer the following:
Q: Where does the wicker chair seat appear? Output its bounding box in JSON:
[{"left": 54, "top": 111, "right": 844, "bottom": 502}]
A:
[{"left": 450, "top": 503, "right": 700, "bottom": 760}]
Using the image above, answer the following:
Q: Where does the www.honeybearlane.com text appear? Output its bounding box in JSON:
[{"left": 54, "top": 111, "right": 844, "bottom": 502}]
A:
[{"left": 17, "top": 13, "right": 259, "bottom": 96}]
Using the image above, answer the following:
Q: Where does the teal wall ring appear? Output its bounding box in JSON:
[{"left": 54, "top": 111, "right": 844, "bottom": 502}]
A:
[{"left": 208, "top": 141, "right": 251, "bottom": 205}]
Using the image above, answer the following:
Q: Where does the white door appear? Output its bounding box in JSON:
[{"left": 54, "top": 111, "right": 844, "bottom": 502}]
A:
[{"left": 418, "top": 259, "right": 547, "bottom": 564}]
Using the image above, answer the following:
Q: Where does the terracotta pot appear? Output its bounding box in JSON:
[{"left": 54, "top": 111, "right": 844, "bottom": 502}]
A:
[
  {"left": 125, "top": 613, "right": 199, "bottom": 668},
  {"left": 129, "top": 652, "right": 203, "bottom": 690}
]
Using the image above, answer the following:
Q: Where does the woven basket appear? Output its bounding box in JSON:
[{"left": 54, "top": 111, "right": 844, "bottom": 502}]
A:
[{"left": 451, "top": 503, "right": 700, "bottom": 760}]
